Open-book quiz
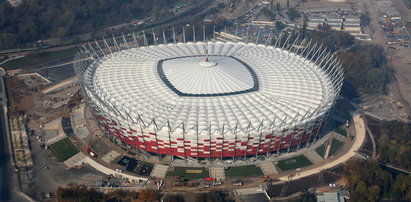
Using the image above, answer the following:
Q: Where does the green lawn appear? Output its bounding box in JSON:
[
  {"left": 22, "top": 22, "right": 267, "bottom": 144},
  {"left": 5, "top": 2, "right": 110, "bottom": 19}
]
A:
[
  {"left": 49, "top": 137, "right": 79, "bottom": 162},
  {"left": 166, "top": 167, "right": 209, "bottom": 179},
  {"left": 1, "top": 47, "right": 77, "bottom": 70},
  {"left": 334, "top": 127, "right": 347, "bottom": 136},
  {"left": 225, "top": 165, "right": 263, "bottom": 177},
  {"left": 334, "top": 120, "right": 343, "bottom": 128},
  {"left": 315, "top": 143, "right": 326, "bottom": 158},
  {"left": 277, "top": 155, "right": 313, "bottom": 171},
  {"left": 329, "top": 139, "right": 344, "bottom": 156}
]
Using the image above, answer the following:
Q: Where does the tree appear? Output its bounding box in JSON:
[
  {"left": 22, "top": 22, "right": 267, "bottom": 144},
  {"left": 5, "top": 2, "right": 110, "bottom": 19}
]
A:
[
  {"left": 138, "top": 189, "right": 150, "bottom": 201},
  {"left": 342, "top": 159, "right": 411, "bottom": 201},
  {"left": 300, "top": 190, "right": 316, "bottom": 202},
  {"left": 338, "top": 44, "right": 385, "bottom": 94},
  {"left": 164, "top": 195, "right": 185, "bottom": 202},
  {"left": 55, "top": 185, "right": 104, "bottom": 201},
  {"left": 194, "top": 194, "right": 207, "bottom": 202},
  {"left": 148, "top": 190, "right": 158, "bottom": 201},
  {"left": 207, "top": 191, "right": 227, "bottom": 202},
  {"left": 276, "top": 2, "right": 281, "bottom": 11},
  {"left": 0, "top": 0, "right": 183, "bottom": 49}
]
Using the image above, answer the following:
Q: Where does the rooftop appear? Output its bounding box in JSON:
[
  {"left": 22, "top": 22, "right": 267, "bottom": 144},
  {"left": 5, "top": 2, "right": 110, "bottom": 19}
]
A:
[
  {"left": 84, "top": 42, "right": 339, "bottom": 132},
  {"left": 159, "top": 55, "right": 258, "bottom": 96}
]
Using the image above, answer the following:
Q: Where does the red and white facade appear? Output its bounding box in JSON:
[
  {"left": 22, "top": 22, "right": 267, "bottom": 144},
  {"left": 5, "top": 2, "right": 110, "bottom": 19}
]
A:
[{"left": 74, "top": 40, "right": 343, "bottom": 159}]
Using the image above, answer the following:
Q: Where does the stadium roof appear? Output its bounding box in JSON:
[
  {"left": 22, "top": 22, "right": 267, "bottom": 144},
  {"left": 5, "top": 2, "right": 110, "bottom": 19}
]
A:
[
  {"left": 85, "top": 42, "right": 338, "bottom": 132},
  {"left": 159, "top": 55, "right": 259, "bottom": 96}
]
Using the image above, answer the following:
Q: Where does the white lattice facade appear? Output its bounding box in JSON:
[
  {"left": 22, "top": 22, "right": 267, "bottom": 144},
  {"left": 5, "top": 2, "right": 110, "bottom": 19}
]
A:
[{"left": 75, "top": 40, "right": 343, "bottom": 158}]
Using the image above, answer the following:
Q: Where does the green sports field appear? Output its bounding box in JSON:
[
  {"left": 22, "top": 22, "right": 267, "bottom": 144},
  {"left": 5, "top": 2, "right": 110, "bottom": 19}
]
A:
[
  {"left": 225, "top": 165, "right": 263, "bottom": 177},
  {"left": 166, "top": 167, "right": 209, "bottom": 179},
  {"left": 49, "top": 137, "right": 79, "bottom": 162},
  {"left": 277, "top": 155, "right": 313, "bottom": 171}
]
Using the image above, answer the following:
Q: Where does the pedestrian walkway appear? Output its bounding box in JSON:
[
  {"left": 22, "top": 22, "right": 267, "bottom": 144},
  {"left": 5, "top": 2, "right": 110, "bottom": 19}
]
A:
[
  {"left": 210, "top": 167, "right": 225, "bottom": 180},
  {"left": 260, "top": 162, "right": 278, "bottom": 175},
  {"left": 84, "top": 157, "right": 148, "bottom": 183},
  {"left": 150, "top": 164, "right": 169, "bottom": 179},
  {"left": 304, "top": 150, "right": 324, "bottom": 164},
  {"left": 277, "top": 114, "right": 366, "bottom": 182},
  {"left": 324, "top": 137, "right": 333, "bottom": 160},
  {"left": 331, "top": 132, "right": 346, "bottom": 142},
  {"left": 101, "top": 150, "right": 121, "bottom": 164},
  {"left": 64, "top": 152, "right": 86, "bottom": 167}
]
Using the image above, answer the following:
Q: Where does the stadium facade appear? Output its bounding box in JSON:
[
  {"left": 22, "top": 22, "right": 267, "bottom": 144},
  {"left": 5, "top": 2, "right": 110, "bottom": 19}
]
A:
[{"left": 74, "top": 33, "right": 343, "bottom": 159}]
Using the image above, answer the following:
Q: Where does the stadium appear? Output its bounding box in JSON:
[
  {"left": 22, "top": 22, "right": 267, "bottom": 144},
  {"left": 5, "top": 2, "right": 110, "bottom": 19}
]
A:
[{"left": 74, "top": 35, "right": 343, "bottom": 160}]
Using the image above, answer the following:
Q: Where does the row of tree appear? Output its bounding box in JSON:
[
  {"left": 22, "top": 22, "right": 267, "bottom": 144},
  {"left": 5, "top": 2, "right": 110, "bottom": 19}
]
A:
[
  {"left": 55, "top": 185, "right": 231, "bottom": 202},
  {"left": 0, "top": 0, "right": 182, "bottom": 49},
  {"left": 377, "top": 120, "right": 411, "bottom": 170},
  {"left": 339, "top": 44, "right": 386, "bottom": 94},
  {"left": 306, "top": 25, "right": 386, "bottom": 96},
  {"left": 56, "top": 185, "right": 148, "bottom": 201},
  {"left": 344, "top": 159, "right": 411, "bottom": 201}
]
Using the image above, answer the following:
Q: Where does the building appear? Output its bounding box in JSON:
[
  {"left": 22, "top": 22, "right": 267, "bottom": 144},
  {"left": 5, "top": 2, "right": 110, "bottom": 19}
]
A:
[
  {"left": 375, "top": 0, "right": 401, "bottom": 18},
  {"left": 325, "top": 15, "right": 343, "bottom": 23},
  {"left": 344, "top": 15, "right": 360, "bottom": 23},
  {"left": 307, "top": 16, "right": 326, "bottom": 30},
  {"left": 317, "top": 191, "right": 349, "bottom": 202},
  {"left": 74, "top": 36, "right": 343, "bottom": 160},
  {"left": 325, "top": 22, "right": 343, "bottom": 31},
  {"left": 344, "top": 22, "right": 360, "bottom": 27},
  {"left": 308, "top": 16, "right": 326, "bottom": 23},
  {"left": 344, "top": 25, "right": 362, "bottom": 32}
]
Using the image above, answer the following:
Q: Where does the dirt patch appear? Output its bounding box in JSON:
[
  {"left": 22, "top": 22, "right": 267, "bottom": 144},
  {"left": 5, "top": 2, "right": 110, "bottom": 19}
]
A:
[
  {"left": 387, "top": 47, "right": 411, "bottom": 115},
  {"left": 16, "top": 95, "right": 34, "bottom": 111}
]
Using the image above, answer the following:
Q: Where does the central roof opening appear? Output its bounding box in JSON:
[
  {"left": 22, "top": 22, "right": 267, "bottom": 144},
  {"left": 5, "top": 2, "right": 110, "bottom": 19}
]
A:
[{"left": 157, "top": 55, "right": 259, "bottom": 97}]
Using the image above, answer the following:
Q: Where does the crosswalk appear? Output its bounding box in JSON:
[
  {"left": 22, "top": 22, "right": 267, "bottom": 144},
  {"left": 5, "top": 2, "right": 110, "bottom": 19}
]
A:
[
  {"left": 304, "top": 151, "right": 324, "bottom": 164},
  {"left": 210, "top": 167, "right": 225, "bottom": 180},
  {"left": 260, "top": 162, "right": 278, "bottom": 175},
  {"left": 150, "top": 164, "right": 169, "bottom": 179}
]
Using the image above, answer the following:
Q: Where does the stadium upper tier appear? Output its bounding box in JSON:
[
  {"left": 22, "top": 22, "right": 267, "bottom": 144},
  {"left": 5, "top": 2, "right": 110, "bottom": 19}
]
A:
[{"left": 81, "top": 41, "right": 339, "bottom": 133}]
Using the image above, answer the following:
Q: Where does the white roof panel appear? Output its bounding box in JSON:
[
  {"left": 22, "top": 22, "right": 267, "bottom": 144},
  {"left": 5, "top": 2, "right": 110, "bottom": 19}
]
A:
[{"left": 85, "top": 42, "right": 338, "bottom": 132}]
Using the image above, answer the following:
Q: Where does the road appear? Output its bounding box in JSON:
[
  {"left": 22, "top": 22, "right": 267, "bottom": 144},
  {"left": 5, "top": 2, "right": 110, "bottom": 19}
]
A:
[
  {"left": 362, "top": 114, "right": 377, "bottom": 158},
  {"left": 364, "top": 0, "right": 385, "bottom": 46},
  {"left": 0, "top": 101, "right": 32, "bottom": 201},
  {"left": 0, "top": 105, "right": 12, "bottom": 200},
  {"left": 278, "top": 113, "right": 366, "bottom": 181},
  {"left": 0, "top": 1, "right": 215, "bottom": 59},
  {"left": 38, "top": 57, "right": 92, "bottom": 71}
]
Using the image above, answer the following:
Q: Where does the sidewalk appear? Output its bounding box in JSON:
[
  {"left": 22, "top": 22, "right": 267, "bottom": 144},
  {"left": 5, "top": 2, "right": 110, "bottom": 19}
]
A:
[
  {"left": 69, "top": 104, "right": 149, "bottom": 184},
  {"left": 277, "top": 114, "right": 366, "bottom": 181}
]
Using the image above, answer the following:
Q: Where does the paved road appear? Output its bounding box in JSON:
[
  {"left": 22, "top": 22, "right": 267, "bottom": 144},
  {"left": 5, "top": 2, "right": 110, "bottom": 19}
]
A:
[
  {"left": 362, "top": 116, "right": 377, "bottom": 158},
  {"left": 0, "top": 106, "right": 12, "bottom": 200},
  {"left": 0, "top": 107, "right": 32, "bottom": 202},
  {"left": 0, "top": 75, "right": 34, "bottom": 202},
  {"left": 278, "top": 114, "right": 366, "bottom": 181}
]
